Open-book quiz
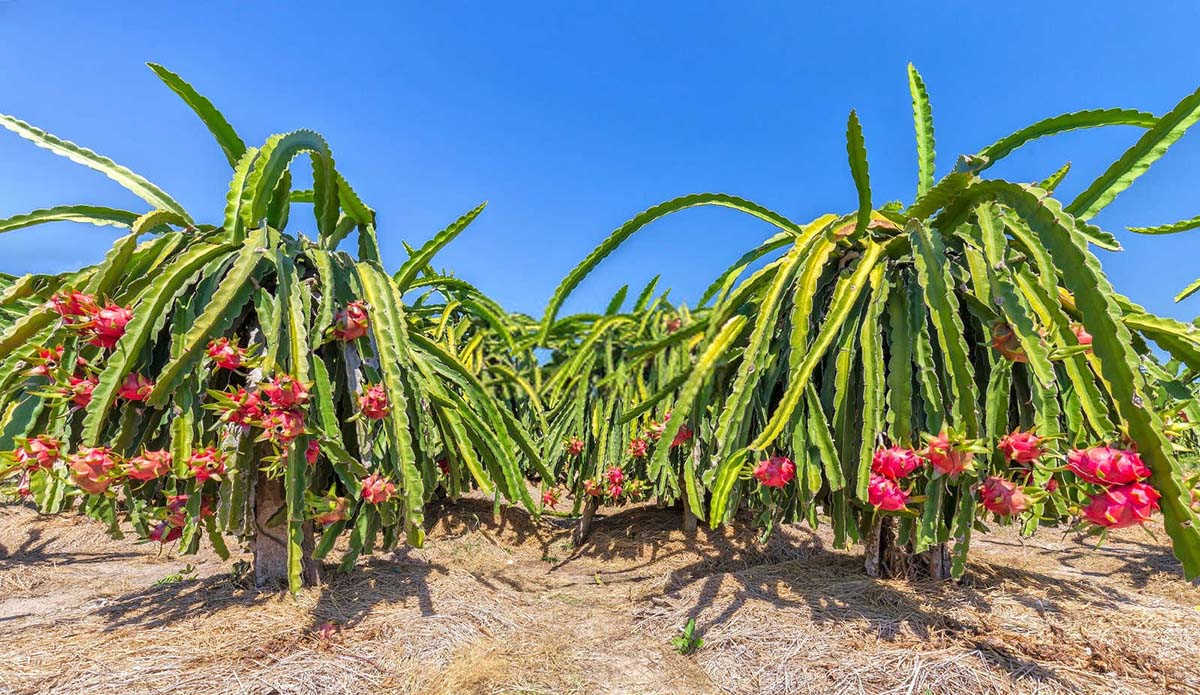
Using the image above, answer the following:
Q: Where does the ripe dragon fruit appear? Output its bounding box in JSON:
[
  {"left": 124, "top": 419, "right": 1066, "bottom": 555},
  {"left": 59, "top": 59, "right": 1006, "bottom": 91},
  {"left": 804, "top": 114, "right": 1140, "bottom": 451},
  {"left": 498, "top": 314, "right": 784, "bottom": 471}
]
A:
[
  {"left": 359, "top": 384, "right": 389, "bottom": 420},
  {"left": 332, "top": 301, "right": 370, "bottom": 342},
  {"left": 606, "top": 467, "right": 625, "bottom": 487},
  {"left": 305, "top": 439, "right": 320, "bottom": 465},
  {"left": 84, "top": 303, "right": 133, "bottom": 348},
  {"left": 125, "top": 449, "right": 172, "bottom": 481},
  {"left": 671, "top": 424, "right": 693, "bottom": 449},
  {"left": 16, "top": 435, "right": 61, "bottom": 470},
  {"left": 68, "top": 447, "right": 119, "bottom": 495},
  {"left": 582, "top": 479, "right": 603, "bottom": 497},
  {"left": 990, "top": 321, "right": 1027, "bottom": 363},
  {"left": 565, "top": 437, "right": 584, "bottom": 457},
  {"left": 49, "top": 290, "right": 99, "bottom": 321},
  {"left": 187, "top": 447, "right": 226, "bottom": 483},
  {"left": 1082, "top": 482, "right": 1160, "bottom": 528},
  {"left": 118, "top": 372, "right": 154, "bottom": 401},
  {"left": 627, "top": 437, "right": 649, "bottom": 459},
  {"left": 1066, "top": 446, "right": 1150, "bottom": 486},
  {"left": 542, "top": 488, "right": 559, "bottom": 507},
  {"left": 261, "top": 374, "right": 310, "bottom": 409},
  {"left": 753, "top": 456, "right": 796, "bottom": 488},
  {"left": 261, "top": 408, "right": 305, "bottom": 445},
  {"left": 206, "top": 337, "right": 244, "bottom": 370},
  {"left": 923, "top": 431, "right": 976, "bottom": 477},
  {"left": 979, "top": 476, "right": 1028, "bottom": 516},
  {"left": 867, "top": 474, "right": 908, "bottom": 511},
  {"left": 360, "top": 472, "right": 396, "bottom": 504},
  {"left": 997, "top": 429, "right": 1045, "bottom": 464},
  {"left": 66, "top": 374, "right": 98, "bottom": 408},
  {"left": 219, "top": 387, "right": 264, "bottom": 426},
  {"left": 870, "top": 446, "right": 920, "bottom": 480}
]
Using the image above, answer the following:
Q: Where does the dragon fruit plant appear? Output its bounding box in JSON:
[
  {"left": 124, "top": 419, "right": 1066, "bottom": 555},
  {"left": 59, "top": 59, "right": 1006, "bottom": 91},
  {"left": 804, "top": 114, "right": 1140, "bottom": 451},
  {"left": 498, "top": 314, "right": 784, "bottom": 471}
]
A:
[
  {"left": 538, "top": 65, "right": 1200, "bottom": 579},
  {"left": 0, "top": 64, "right": 545, "bottom": 592},
  {"left": 513, "top": 279, "right": 701, "bottom": 538}
]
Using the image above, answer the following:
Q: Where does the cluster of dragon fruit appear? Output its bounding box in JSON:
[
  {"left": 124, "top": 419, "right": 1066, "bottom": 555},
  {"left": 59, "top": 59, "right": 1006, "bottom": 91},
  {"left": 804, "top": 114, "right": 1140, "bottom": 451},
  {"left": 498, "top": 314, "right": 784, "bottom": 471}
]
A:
[{"left": 1, "top": 293, "right": 413, "bottom": 542}]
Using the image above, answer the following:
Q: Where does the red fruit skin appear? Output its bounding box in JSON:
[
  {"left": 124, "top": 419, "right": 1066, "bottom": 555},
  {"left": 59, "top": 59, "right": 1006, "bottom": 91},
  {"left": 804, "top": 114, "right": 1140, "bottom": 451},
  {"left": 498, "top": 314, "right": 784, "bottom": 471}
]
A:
[
  {"left": 314, "top": 497, "right": 349, "bottom": 525},
  {"left": 359, "top": 385, "right": 390, "bottom": 420},
  {"left": 187, "top": 447, "right": 227, "bottom": 483},
  {"left": 305, "top": 439, "right": 320, "bottom": 466},
  {"left": 922, "top": 432, "right": 974, "bottom": 477},
  {"left": 871, "top": 446, "right": 920, "bottom": 480},
  {"left": 541, "top": 490, "right": 558, "bottom": 507},
  {"left": 867, "top": 474, "right": 908, "bottom": 511},
  {"left": 997, "top": 430, "right": 1044, "bottom": 464},
  {"left": 67, "top": 375, "right": 98, "bottom": 408},
  {"left": 1083, "top": 482, "right": 1161, "bottom": 528},
  {"left": 68, "top": 447, "right": 119, "bottom": 494},
  {"left": 979, "top": 476, "right": 1029, "bottom": 516},
  {"left": 606, "top": 467, "right": 625, "bottom": 486},
  {"left": 17, "top": 435, "right": 62, "bottom": 470},
  {"left": 671, "top": 425, "right": 693, "bottom": 449},
  {"left": 1067, "top": 446, "right": 1150, "bottom": 486},
  {"left": 360, "top": 473, "right": 396, "bottom": 504},
  {"left": 118, "top": 373, "right": 154, "bottom": 401},
  {"left": 753, "top": 456, "right": 796, "bottom": 488},
  {"left": 262, "top": 409, "right": 305, "bottom": 445},
  {"left": 1071, "top": 322, "right": 1093, "bottom": 347},
  {"left": 126, "top": 450, "right": 172, "bottom": 481},
  {"left": 628, "top": 437, "right": 648, "bottom": 459},
  {"left": 261, "top": 375, "right": 310, "bottom": 409},
  {"left": 50, "top": 291, "right": 99, "bottom": 321},
  {"left": 86, "top": 304, "right": 133, "bottom": 348},
  {"left": 332, "top": 301, "right": 370, "bottom": 342},
  {"left": 566, "top": 437, "right": 584, "bottom": 457},
  {"left": 206, "top": 338, "right": 243, "bottom": 370}
]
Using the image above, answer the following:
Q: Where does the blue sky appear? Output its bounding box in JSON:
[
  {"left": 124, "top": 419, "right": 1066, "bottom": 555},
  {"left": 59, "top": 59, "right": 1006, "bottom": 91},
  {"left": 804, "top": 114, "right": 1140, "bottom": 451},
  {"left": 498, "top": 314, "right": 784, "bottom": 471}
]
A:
[{"left": 1, "top": 2, "right": 1199, "bottom": 320}]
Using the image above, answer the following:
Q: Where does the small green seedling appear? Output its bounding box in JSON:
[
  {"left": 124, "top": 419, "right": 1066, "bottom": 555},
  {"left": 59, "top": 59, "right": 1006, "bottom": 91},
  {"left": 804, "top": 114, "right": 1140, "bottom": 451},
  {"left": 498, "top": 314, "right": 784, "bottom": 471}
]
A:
[{"left": 671, "top": 618, "right": 703, "bottom": 655}]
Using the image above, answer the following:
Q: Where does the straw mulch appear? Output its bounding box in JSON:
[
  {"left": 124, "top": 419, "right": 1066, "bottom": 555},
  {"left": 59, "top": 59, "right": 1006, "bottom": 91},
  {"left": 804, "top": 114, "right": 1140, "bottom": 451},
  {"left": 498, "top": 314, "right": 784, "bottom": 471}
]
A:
[{"left": 2, "top": 499, "right": 1199, "bottom": 694}]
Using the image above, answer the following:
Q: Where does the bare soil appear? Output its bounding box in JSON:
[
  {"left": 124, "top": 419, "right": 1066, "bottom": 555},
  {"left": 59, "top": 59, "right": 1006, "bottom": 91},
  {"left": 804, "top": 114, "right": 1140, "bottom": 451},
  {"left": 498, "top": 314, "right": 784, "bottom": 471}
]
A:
[{"left": 2, "top": 499, "right": 1199, "bottom": 694}]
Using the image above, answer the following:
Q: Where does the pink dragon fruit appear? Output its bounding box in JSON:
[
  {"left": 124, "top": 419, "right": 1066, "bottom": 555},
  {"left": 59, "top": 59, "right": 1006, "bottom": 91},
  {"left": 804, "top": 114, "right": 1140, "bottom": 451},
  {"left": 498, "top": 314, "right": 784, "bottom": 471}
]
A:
[
  {"left": 118, "top": 372, "right": 154, "bottom": 401},
  {"left": 206, "top": 337, "right": 244, "bottom": 370},
  {"left": 187, "top": 447, "right": 226, "bottom": 483},
  {"left": 332, "top": 301, "right": 369, "bottom": 342},
  {"left": 85, "top": 303, "right": 133, "bottom": 348},
  {"left": 261, "top": 374, "right": 309, "bottom": 409},
  {"left": 871, "top": 446, "right": 920, "bottom": 480},
  {"left": 1082, "top": 482, "right": 1160, "bottom": 528},
  {"left": 867, "top": 474, "right": 908, "bottom": 511},
  {"left": 627, "top": 437, "right": 649, "bottom": 459},
  {"left": 261, "top": 408, "right": 305, "bottom": 445},
  {"left": 126, "top": 449, "right": 172, "bottom": 481},
  {"left": 565, "top": 437, "right": 584, "bottom": 457},
  {"left": 305, "top": 439, "right": 320, "bottom": 465},
  {"left": 360, "top": 473, "right": 396, "bottom": 504},
  {"left": 68, "top": 447, "right": 119, "bottom": 494},
  {"left": 979, "top": 476, "right": 1028, "bottom": 516},
  {"left": 922, "top": 431, "right": 975, "bottom": 477},
  {"left": 997, "top": 429, "right": 1044, "bottom": 464},
  {"left": 359, "top": 384, "right": 389, "bottom": 420},
  {"left": 671, "top": 424, "right": 693, "bottom": 449},
  {"left": 1067, "top": 446, "right": 1150, "bottom": 486},
  {"left": 753, "top": 456, "right": 796, "bottom": 488}
]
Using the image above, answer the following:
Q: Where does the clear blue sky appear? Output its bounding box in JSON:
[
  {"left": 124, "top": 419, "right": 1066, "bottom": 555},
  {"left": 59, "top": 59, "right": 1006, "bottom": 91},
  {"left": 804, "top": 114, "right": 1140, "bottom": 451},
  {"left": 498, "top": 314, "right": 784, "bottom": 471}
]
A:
[{"left": 1, "top": 2, "right": 1199, "bottom": 321}]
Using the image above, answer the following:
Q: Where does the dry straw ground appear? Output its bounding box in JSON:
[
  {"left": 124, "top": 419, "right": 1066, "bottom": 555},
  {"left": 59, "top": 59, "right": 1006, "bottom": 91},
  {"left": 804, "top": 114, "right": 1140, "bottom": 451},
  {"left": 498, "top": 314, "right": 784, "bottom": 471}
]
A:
[{"left": 2, "top": 498, "right": 1199, "bottom": 694}]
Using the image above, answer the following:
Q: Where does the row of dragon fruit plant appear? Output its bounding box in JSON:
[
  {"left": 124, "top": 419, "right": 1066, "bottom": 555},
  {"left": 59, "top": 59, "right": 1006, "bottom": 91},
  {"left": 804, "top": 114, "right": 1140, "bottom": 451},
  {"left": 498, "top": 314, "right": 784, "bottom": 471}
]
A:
[{"left": 2, "top": 64, "right": 1200, "bottom": 589}]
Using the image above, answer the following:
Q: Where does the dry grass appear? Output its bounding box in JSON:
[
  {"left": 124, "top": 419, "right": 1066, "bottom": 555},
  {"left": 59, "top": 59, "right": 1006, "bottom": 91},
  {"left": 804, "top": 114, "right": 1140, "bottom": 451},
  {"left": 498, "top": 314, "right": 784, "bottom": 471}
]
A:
[{"left": 2, "top": 499, "right": 1199, "bottom": 694}]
